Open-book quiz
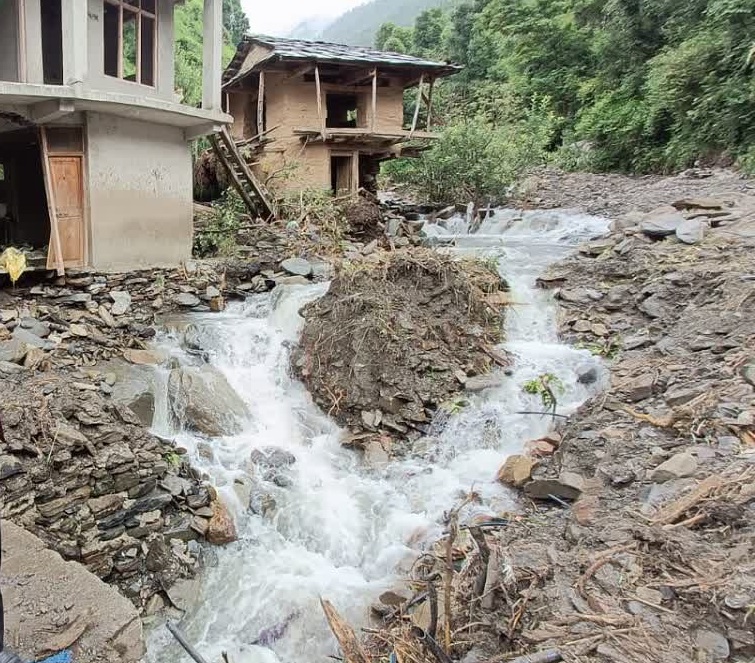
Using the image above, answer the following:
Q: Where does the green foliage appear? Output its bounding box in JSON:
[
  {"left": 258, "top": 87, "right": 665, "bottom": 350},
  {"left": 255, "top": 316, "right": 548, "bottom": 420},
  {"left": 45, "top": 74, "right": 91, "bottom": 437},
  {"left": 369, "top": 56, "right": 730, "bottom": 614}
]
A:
[
  {"left": 193, "top": 189, "right": 246, "bottom": 257},
  {"left": 376, "top": 0, "right": 755, "bottom": 175},
  {"left": 384, "top": 101, "right": 556, "bottom": 205},
  {"left": 174, "top": 0, "right": 247, "bottom": 107},
  {"left": 523, "top": 373, "right": 564, "bottom": 410}
]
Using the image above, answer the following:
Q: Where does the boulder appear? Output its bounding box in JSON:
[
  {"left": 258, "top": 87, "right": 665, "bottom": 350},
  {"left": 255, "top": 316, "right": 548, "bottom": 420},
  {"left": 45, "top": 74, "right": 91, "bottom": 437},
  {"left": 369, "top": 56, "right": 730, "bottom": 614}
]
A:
[
  {"left": 18, "top": 316, "right": 50, "bottom": 338},
  {"left": 622, "top": 374, "right": 654, "bottom": 402},
  {"left": 250, "top": 446, "right": 296, "bottom": 468},
  {"left": 650, "top": 453, "right": 697, "bottom": 482},
  {"left": 105, "top": 360, "right": 157, "bottom": 427},
  {"left": 175, "top": 292, "right": 201, "bottom": 307},
  {"left": 168, "top": 365, "right": 249, "bottom": 437},
  {"left": 640, "top": 213, "right": 684, "bottom": 238},
  {"left": 13, "top": 327, "right": 56, "bottom": 350},
  {"left": 280, "top": 257, "right": 313, "bottom": 277},
  {"left": 0, "top": 338, "right": 28, "bottom": 364},
  {"left": 675, "top": 218, "right": 705, "bottom": 244},
  {"left": 110, "top": 290, "right": 132, "bottom": 316},
  {"left": 672, "top": 197, "right": 723, "bottom": 211},
  {"left": 496, "top": 455, "right": 536, "bottom": 487},
  {"left": 465, "top": 373, "right": 505, "bottom": 392},
  {"left": 1, "top": 521, "right": 144, "bottom": 662},
  {"left": 695, "top": 630, "right": 730, "bottom": 661},
  {"left": 207, "top": 499, "right": 238, "bottom": 545},
  {"left": 524, "top": 471, "right": 584, "bottom": 501}
]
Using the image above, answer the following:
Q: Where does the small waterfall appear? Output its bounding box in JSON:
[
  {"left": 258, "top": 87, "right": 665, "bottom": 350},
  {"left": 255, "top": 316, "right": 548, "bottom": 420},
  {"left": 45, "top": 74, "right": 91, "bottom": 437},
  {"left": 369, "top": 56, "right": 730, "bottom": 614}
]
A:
[{"left": 145, "top": 209, "right": 609, "bottom": 663}]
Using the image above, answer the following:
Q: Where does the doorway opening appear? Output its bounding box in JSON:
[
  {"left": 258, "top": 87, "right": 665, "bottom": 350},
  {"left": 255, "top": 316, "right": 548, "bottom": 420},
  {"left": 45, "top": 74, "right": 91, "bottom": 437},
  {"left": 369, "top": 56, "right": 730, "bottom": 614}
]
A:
[
  {"left": 330, "top": 154, "right": 353, "bottom": 194},
  {"left": 41, "top": 0, "right": 63, "bottom": 85},
  {"left": 0, "top": 129, "right": 52, "bottom": 268},
  {"left": 326, "top": 94, "right": 358, "bottom": 129}
]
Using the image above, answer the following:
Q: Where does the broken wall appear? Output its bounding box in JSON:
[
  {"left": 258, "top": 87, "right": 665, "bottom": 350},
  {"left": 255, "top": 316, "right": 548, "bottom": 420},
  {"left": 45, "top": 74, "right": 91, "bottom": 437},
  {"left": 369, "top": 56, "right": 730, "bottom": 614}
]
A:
[
  {"left": 0, "top": 0, "right": 20, "bottom": 82},
  {"left": 86, "top": 112, "right": 192, "bottom": 270}
]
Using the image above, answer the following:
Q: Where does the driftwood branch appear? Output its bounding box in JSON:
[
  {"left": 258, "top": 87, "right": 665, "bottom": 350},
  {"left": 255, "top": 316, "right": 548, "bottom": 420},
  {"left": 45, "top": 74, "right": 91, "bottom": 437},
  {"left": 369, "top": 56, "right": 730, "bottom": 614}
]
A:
[{"left": 166, "top": 622, "right": 210, "bottom": 663}]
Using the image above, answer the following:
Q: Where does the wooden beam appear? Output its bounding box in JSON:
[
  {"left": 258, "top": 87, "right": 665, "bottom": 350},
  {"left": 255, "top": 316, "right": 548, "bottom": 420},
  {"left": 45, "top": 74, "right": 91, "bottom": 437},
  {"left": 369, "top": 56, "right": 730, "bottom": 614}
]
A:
[
  {"left": 40, "top": 128, "right": 65, "bottom": 276},
  {"left": 409, "top": 73, "right": 424, "bottom": 138},
  {"left": 257, "top": 69, "right": 265, "bottom": 134},
  {"left": 339, "top": 68, "right": 374, "bottom": 87},
  {"left": 315, "top": 65, "right": 326, "bottom": 139},
  {"left": 371, "top": 68, "right": 377, "bottom": 132},
  {"left": 426, "top": 78, "right": 435, "bottom": 131},
  {"left": 284, "top": 64, "right": 314, "bottom": 80}
]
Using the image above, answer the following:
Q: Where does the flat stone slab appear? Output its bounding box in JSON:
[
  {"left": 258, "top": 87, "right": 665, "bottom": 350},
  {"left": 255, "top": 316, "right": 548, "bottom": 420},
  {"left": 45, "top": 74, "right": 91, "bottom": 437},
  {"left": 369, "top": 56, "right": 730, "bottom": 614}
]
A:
[
  {"left": 1, "top": 521, "right": 144, "bottom": 662},
  {"left": 280, "top": 257, "right": 313, "bottom": 277}
]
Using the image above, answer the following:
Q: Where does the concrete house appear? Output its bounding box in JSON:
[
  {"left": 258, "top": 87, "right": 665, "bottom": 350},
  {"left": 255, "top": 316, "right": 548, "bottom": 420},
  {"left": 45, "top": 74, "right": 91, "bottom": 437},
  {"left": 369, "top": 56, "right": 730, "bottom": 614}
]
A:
[
  {"left": 221, "top": 36, "right": 460, "bottom": 195},
  {"left": 0, "top": 0, "right": 230, "bottom": 272}
]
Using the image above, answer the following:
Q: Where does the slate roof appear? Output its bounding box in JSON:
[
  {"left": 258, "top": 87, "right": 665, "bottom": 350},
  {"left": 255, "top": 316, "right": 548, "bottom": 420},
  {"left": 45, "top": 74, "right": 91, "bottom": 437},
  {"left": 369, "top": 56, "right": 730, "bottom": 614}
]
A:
[{"left": 223, "top": 35, "right": 462, "bottom": 86}]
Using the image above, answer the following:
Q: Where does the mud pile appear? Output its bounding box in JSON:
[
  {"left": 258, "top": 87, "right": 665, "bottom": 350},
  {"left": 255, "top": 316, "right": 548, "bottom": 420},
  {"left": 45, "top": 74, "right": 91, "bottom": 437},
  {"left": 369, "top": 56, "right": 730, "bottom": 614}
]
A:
[{"left": 292, "top": 249, "right": 509, "bottom": 446}]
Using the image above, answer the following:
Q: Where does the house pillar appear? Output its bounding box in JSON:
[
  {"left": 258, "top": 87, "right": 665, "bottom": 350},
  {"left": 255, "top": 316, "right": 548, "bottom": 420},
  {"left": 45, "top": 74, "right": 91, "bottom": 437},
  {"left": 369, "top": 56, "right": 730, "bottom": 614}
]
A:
[
  {"left": 19, "top": 0, "right": 44, "bottom": 83},
  {"left": 202, "top": 0, "right": 223, "bottom": 110},
  {"left": 61, "top": 0, "right": 88, "bottom": 86}
]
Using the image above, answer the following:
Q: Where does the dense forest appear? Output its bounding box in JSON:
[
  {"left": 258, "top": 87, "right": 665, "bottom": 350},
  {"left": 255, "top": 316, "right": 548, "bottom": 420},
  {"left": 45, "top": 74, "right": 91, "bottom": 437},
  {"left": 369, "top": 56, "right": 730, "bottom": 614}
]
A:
[
  {"left": 174, "top": 0, "right": 249, "bottom": 107},
  {"left": 380, "top": 0, "right": 755, "bottom": 202}
]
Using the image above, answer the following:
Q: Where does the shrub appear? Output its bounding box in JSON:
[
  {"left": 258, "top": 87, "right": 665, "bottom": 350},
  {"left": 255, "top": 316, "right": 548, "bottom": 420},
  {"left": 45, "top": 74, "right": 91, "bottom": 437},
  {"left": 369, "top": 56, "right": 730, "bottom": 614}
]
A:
[{"left": 193, "top": 189, "right": 246, "bottom": 257}]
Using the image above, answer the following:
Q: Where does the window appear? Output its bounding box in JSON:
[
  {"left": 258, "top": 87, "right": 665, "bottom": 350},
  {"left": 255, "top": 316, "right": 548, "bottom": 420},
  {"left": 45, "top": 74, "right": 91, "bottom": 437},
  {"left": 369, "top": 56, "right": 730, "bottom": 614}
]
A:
[
  {"left": 326, "top": 94, "right": 358, "bottom": 129},
  {"left": 103, "top": 0, "right": 156, "bottom": 86}
]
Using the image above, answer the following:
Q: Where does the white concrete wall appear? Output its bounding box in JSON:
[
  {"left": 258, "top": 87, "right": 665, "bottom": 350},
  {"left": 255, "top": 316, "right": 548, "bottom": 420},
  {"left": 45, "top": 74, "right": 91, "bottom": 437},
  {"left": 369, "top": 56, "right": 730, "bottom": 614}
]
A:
[
  {"left": 0, "top": 0, "right": 20, "bottom": 82},
  {"left": 85, "top": 0, "right": 177, "bottom": 101},
  {"left": 86, "top": 112, "right": 192, "bottom": 270}
]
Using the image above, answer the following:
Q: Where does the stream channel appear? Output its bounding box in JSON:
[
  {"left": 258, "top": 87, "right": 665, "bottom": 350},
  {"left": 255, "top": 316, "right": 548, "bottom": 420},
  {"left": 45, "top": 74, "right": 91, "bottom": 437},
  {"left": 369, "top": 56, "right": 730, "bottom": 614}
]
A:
[{"left": 145, "top": 209, "right": 609, "bottom": 663}]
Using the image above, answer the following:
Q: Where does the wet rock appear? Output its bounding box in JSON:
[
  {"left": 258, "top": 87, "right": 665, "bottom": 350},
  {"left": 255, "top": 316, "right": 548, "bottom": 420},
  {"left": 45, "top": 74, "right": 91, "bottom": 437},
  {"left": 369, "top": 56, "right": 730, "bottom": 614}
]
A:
[
  {"left": 640, "top": 212, "right": 684, "bottom": 238},
  {"left": 145, "top": 534, "right": 172, "bottom": 572},
  {"left": 465, "top": 373, "right": 505, "bottom": 392},
  {"left": 650, "top": 453, "right": 698, "bottom": 482},
  {"left": 496, "top": 455, "right": 536, "bottom": 488},
  {"left": 577, "top": 365, "right": 599, "bottom": 385},
  {"left": 250, "top": 447, "right": 296, "bottom": 468},
  {"left": 0, "top": 338, "right": 28, "bottom": 364},
  {"left": 280, "top": 257, "right": 313, "bottom": 277},
  {"left": 175, "top": 292, "right": 200, "bottom": 307},
  {"left": 168, "top": 365, "right": 250, "bottom": 437},
  {"left": 675, "top": 218, "right": 705, "bottom": 244},
  {"left": 249, "top": 490, "right": 276, "bottom": 517},
  {"left": 122, "top": 348, "right": 162, "bottom": 366},
  {"left": 695, "top": 630, "right": 730, "bottom": 661},
  {"left": 165, "top": 577, "right": 201, "bottom": 613},
  {"left": 207, "top": 499, "right": 238, "bottom": 545},
  {"left": 524, "top": 472, "right": 584, "bottom": 501},
  {"left": 110, "top": 291, "right": 132, "bottom": 316}
]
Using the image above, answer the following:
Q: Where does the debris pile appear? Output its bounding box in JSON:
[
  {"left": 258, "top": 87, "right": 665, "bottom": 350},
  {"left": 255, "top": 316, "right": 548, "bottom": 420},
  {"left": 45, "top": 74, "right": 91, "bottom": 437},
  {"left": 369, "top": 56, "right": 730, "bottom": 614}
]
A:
[
  {"left": 292, "top": 249, "right": 509, "bottom": 452},
  {"left": 321, "top": 188, "right": 755, "bottom": 663}
]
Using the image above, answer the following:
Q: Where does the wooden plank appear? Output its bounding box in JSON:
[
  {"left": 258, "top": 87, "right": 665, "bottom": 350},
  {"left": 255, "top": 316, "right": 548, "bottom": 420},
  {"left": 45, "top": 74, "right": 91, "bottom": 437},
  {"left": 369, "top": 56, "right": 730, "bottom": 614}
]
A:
[
  {"left": 352, "top": 150, "right": 360, "bottom": 193},
  {"left": 426, "top": 78, "right": 435, "bottom": 131},
  {"left": 257, "top": 70, "right": 265, "bottom": 134},
  {"left": 210, "top": 134, "right": 256, "bottom": 213},
  {"left": 40, "top": 128, "right": 65, "bottom": 276},
  {"left": 315, "top": 65, "right": 326, "bottom": 139},
  {"left": 371, "top": 68, "right": 377, "bottom": 132},
  {"left": 409, "top": 74, "right": 425, "bottom": 138}
]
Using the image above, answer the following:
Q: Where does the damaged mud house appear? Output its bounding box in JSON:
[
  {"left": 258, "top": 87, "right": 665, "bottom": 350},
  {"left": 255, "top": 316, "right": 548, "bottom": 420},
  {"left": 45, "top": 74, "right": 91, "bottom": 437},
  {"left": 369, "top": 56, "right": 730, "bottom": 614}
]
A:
[
  {"left": 221, "top": 36, "right": 461, "bottom": 196},
  {"left": 0, "top": 0, "right": 229, "bottom": 273}
]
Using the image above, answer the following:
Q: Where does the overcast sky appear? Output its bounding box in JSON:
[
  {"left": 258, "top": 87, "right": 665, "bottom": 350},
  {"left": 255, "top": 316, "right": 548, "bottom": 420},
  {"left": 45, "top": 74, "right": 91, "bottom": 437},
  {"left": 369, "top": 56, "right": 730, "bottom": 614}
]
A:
[{"left": 240, "top": 0, "right": 365, "bottom": 36}]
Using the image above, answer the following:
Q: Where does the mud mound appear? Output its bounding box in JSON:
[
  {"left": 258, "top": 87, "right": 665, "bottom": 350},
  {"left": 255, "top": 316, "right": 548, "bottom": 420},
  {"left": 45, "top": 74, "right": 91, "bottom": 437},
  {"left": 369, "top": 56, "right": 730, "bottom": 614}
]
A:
[
  {"left": 339, "top": 195, "right": 384, "bottom": 242},
  {"left": 292, "top": 250, "right": 509, "bottom": 442}
]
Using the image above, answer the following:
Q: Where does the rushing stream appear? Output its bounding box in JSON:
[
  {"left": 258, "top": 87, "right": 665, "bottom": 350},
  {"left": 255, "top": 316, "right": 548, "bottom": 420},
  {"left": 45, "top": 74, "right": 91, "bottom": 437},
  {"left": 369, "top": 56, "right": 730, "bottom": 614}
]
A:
[{"left": 145, "top": 209, "right": 609, "bottom": 663}]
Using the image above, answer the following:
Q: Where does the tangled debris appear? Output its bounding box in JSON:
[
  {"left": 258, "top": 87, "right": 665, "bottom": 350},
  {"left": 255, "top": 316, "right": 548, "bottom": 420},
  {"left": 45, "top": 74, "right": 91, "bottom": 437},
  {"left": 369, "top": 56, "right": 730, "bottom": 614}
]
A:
[
  {"left": 320, "top": 190, "right": 755, "bottom": 663},
  {"left": 292, "top": 249, "right": 509, "bottom": 448}
]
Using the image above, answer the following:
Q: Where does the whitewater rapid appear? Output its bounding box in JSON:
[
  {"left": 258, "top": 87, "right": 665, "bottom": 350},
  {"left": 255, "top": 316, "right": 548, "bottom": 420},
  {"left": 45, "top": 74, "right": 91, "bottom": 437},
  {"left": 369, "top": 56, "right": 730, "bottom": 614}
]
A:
[{"left": 145, "top": 209, "right": 609, "bottom": 663}]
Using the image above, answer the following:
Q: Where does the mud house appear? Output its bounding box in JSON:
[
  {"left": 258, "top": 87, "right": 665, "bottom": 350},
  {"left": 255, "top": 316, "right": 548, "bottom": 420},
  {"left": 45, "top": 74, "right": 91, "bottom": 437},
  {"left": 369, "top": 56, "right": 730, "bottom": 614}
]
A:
[
  {"left": 221, "top": 36, "right": 461, "bottom": 195},
  {"left": 0, "top": 0, "right": 230, "bottom": 272}
]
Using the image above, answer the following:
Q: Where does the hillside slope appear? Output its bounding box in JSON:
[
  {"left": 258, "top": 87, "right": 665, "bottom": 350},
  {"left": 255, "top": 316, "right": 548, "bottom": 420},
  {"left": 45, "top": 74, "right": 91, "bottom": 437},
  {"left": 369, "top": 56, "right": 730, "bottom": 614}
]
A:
[{"left": 320, "top": 0, "right": 450, "bottom": 47}]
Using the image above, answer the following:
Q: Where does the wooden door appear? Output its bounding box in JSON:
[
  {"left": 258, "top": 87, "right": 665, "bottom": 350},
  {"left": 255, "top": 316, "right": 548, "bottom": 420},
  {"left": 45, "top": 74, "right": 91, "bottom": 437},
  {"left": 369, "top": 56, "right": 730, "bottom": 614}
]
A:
[{"left": 48, "top": 156, "right": 84, "bottom": 265}]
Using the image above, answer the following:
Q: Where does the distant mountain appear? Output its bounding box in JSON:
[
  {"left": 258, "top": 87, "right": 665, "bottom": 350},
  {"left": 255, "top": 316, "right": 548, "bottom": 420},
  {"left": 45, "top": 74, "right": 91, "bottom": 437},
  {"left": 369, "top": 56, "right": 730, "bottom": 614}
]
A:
[
  {"left": 320, "top": 0, "right": 449, "bottom": 47},
  {"left": 286, "top": 15, "right": 336, "bottom": 41}
]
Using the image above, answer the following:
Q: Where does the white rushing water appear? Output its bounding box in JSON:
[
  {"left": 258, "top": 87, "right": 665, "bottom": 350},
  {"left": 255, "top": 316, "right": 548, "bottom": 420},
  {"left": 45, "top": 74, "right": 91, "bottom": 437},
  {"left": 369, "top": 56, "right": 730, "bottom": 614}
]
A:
[{"left": 145, "top": 209, "right": 609, "bottom": 663}]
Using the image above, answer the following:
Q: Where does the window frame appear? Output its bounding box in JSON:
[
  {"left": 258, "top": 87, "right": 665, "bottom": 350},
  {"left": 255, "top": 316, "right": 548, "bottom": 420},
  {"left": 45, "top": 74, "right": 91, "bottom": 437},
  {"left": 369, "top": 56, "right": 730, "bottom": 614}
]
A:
[{"left": 103, "top": 0, "right": 157, "bottom": 87}]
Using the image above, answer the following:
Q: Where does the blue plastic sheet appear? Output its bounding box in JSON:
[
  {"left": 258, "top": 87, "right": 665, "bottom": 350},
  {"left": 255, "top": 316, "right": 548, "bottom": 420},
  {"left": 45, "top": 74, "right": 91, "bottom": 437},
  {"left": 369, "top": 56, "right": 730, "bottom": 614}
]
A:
[{"left": 37, "top": 651, "right": 73, "bottom": 663}]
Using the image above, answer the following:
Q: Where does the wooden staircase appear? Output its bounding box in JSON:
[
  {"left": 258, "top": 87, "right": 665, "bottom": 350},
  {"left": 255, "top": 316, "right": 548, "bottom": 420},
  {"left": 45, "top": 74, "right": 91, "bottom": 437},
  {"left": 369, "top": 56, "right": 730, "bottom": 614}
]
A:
[{"left": 210, "top": 126, "right": 277, "bottom": 220}]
